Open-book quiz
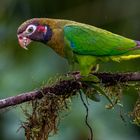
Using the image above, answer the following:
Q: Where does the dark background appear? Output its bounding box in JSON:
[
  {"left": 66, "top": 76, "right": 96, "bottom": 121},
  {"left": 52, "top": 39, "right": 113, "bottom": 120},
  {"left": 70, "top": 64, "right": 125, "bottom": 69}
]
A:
[{"left": 0, "top": 0, "right": 140, "bottom": 139}]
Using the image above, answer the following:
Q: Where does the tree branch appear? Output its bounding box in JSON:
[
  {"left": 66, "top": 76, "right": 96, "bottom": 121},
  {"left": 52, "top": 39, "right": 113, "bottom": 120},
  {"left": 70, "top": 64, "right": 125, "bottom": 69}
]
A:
[
  {"left": 94, "top": 72, "right": 140, "bottom": 84},
  {"left": 0, "top": 72, "right": 140, "bottom": 109}
]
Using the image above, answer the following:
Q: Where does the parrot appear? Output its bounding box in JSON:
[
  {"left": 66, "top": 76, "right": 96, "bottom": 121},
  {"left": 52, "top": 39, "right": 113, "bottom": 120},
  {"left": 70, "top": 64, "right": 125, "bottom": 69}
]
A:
[{"left": 17, "top": 18, "right": 140, "bottom": 76}]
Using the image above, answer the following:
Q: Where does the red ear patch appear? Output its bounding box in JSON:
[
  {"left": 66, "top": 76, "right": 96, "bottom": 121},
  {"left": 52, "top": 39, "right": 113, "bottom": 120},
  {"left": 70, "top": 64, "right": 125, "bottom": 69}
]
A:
[{"left": 37, "top": 25, "right": 46, "bottom": 32}]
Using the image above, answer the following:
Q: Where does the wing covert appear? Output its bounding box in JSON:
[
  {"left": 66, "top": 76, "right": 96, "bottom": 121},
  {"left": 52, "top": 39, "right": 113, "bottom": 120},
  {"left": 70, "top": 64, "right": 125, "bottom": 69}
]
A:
[{"left": 64, "top": 25, "right": 136, "bottom": 56}]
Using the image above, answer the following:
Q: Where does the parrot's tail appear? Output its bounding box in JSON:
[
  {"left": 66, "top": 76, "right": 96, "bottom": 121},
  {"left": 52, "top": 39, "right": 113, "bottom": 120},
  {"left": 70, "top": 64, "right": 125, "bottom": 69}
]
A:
[
  {"left": 135, "top": 40, "right": 140, "bottom": 49},
  {"left": 111, "top": 40, "right": 140, "bottom": 61}
]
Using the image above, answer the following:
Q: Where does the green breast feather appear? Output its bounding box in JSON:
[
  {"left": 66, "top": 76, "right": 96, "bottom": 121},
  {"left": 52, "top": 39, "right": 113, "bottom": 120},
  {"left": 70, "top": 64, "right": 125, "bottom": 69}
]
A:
[{"left": 64, "top": 25, "right": 137, "bottom": 56}]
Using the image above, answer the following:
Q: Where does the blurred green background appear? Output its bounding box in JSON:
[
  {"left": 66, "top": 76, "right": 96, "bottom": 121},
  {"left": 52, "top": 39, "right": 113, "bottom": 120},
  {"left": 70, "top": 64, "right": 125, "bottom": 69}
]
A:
[{"left": 0, "top": 0, "right": 140, "bottom": 139}]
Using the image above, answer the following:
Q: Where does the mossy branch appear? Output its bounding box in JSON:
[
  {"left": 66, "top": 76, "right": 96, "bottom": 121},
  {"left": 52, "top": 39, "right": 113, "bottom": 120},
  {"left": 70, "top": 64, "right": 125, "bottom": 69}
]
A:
[{"left": 0, "top": 72, "right": 140, "bottom": 109}]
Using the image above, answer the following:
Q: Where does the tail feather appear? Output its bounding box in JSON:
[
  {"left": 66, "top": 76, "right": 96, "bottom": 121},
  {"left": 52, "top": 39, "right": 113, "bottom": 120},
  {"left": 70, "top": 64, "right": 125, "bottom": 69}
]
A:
[{"left": 134, "top": 40, "right": 140, "bottom": 49}]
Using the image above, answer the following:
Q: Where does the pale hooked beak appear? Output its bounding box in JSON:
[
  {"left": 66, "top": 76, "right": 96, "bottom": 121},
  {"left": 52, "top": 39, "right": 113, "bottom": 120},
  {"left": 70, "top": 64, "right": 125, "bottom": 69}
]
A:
[{"left": 17, "top": 35, "right": 32, "bottom": 50}]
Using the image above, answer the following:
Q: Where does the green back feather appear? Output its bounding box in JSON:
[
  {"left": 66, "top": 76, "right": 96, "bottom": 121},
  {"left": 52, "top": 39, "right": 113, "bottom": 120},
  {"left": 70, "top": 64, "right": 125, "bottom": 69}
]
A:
[{"left": 64, "top": 25, "right": 137, "bottom": 56}]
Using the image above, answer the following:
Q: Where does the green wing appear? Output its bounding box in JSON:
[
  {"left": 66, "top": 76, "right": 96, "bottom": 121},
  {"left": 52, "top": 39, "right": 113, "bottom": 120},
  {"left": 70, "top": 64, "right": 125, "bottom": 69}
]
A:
[{"left": 64, "top": 25, "right": 137, "bottom": 56}]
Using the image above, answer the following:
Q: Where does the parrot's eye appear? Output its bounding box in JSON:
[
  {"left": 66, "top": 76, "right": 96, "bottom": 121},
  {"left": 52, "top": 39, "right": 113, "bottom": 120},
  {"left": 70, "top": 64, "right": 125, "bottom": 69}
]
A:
[{"left": 25, "top": 25, "right": 37, "bottom": 35}]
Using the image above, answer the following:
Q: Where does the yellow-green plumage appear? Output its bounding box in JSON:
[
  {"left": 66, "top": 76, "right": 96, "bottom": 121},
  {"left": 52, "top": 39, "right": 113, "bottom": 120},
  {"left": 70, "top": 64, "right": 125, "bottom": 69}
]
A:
[{"left": 17, "top": 18, "right": 140, "bottom": 75}]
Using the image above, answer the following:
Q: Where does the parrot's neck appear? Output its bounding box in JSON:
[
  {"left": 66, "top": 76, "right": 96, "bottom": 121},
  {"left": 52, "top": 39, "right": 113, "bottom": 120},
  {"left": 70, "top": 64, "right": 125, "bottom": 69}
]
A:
[
  {"left": 47, "top": 28, "right": 65, "bottom": 57},
  {"left": 42, "top": 19, "right": 75, "bottom": 57}
]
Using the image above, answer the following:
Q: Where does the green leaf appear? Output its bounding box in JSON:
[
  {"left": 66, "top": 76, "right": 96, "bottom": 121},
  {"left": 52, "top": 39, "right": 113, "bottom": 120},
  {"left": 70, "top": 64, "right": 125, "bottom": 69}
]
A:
[
  {"left": 91, "top": 84, "right": 114, "bottom": 107},
  {"left": 86, "top": 91, "right": 100, "bottom": 102}
]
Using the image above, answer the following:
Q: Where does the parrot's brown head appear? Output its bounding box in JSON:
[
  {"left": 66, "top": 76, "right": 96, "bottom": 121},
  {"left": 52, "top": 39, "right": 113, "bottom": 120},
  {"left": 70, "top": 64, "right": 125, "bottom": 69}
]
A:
[{"left": 17, "top": 18, "right": 52, "bottom": 49}]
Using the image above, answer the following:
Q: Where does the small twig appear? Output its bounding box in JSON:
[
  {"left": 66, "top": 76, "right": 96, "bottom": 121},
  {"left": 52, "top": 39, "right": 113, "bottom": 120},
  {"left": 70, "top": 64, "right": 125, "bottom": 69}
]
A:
[{"left": 79, "top": 90, "right": 93, "bottom": 140}]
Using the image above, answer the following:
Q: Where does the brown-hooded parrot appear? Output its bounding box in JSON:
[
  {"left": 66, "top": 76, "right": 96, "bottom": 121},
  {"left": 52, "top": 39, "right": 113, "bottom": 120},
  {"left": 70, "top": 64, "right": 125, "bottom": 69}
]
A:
[{"left": 17, "top": 18, "right": 140, "bottom": 75}]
